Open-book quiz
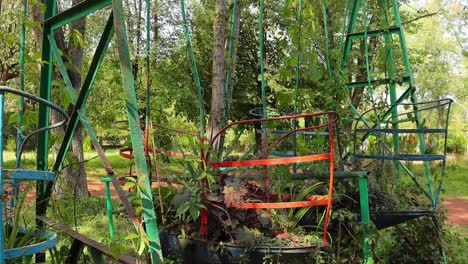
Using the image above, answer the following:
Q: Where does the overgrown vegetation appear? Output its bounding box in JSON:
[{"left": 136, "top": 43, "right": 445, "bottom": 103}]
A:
[{"left": 0, "top": 0, "right": 466, "bottom": 263}]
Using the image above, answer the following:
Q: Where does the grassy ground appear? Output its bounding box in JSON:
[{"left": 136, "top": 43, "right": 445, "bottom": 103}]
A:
[
  {"left": 454, "top": 225, "right": 468, "bottom": 237},
  {"left": 443, "top": 158, "right": 468, "bottom": 198}
]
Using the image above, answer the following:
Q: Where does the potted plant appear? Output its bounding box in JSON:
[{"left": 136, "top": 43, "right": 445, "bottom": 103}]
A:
[{"left": 151, "top": 113, "right": 337, "bottom": 263}]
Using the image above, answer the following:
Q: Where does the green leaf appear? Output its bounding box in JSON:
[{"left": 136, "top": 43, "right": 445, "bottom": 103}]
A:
[
  {"left": 124, "top": 233, "right": 140, "bottom": 240},
  {"left": 176, "top": 203, "right": 190, "bottom": 218},
  {"left": 124, "top": 181, "right": 135, "bottom": 190},
  {"left": 189, "top": 206, "right": 200, "bottom": 221}
]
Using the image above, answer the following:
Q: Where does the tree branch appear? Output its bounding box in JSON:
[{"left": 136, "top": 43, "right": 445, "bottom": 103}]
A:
[{"left": 404, "top": 10, "right": 440, "bottom": 25}]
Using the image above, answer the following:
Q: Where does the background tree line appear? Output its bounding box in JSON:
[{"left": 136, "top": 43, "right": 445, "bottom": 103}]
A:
[{"left": 0, "top": 0, "right": 465, "bottom": 195}]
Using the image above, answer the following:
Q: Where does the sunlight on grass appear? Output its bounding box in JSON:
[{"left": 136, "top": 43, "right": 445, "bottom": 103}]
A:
[
  {"left": 443, "top": 159, "right": 468, "bottom": 198},
  {"left": 453, "top": 225, "right": 468, "bottom": 237},
  {"left": 398, "top": 157, "right": 468, "bottom": 199},
  {"left": 48, "top": 196, "right": 138, "bottom": 255}
]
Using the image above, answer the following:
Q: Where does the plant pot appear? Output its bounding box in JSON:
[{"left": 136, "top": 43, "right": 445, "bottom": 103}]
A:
[
  {"left": 218, "top": 243, "right": 317, "bottom": 264},
  {"left": 160, "top": 232, "right": 222, "bottom": 263},
  {"left": 160, "top": 232, "right": 318, "bottom": 264}
]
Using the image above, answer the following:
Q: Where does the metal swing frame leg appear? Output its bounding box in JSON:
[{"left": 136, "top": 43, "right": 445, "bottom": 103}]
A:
[{"left": 359, "top": 174, "right": 373, "bottom": 263}]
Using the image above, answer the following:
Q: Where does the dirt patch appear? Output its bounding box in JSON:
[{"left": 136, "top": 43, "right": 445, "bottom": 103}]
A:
[
  {"left": 88, "top": 179, "right": 120, "bottom": 198},
  {"left": 444, "top": 198, "right": 468, "bottom": 225}
]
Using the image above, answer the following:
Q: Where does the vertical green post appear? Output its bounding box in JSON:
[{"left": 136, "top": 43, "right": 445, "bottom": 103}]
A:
[
  {"left": 111, "top": 1, "right": 163, "bottom": 263},
  {"left": 359, "top": 174, "right": 373, "bottom": 263},
  {"left": 321, "top": 1, "right": 332, "bottom": 79},
  {"left": 341, "top": 0, "right": 360, "bottom": 76},
  {"left": 145, "top": 0, "right": 151, "bottom": 152},
  {"left": 12, "top": 0, "right": 28, "bottom": 205},
  {"left": 259, "top": 0, "right": 267, "bottom": 118},
  {"left": 36, "top": 2, "right": 56, "bottom": 262},
  {"left": 294, "top": 0, "right": 302, "bottom": 114},
  {"left": 223, "top": 0, "right": 238, "bottom": 124},
  {"left": 101, "top": 177, "right": 115, "bottom": 239},
  {"left": 16, "top": 0, "right": 27, "bottom": 158},
  {"left": 180, "top": 0, "right": 205, "bottom": 136},
  {"left": 378, "top": 0, "right": 401, "bottom": 189},
  {"left": 391, "top": 0, "right": 433, "bottom": 205},
  {"left": 391, "top": 0, "right": 414, "bottom": 86},
  {"left": 37, "top": 0, "right": 56, "bottom": 179}
]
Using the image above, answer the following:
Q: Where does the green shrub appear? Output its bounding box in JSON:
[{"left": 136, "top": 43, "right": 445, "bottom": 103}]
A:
[
  {"left": 83, "top": 135, "right": 93, "bottom": 152},
  {"left": 4, "top": 137, "right": 17, "bottom": 151},
  {"left": 445, "top": 135, "right": 466, "bottom": 154}
]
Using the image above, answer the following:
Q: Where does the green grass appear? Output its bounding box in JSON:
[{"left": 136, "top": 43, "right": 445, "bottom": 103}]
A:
[
  {"left": 83, "top": 149, "right": 132, "bottom": 179},
  {"left": 446, "top": 225, "right": 468, "bottom": 263},
  {"left": 442, "top": 159, "right": 468, "bottom": 198},
  {"left": 83, "top": 149, "right": 133, "bottom": 170},
  {"left": 453, "top": 225, "right": 468, "bottom": 237},
  {"left": 396, "top": 157, "right": 468, "bottom": 199},
  {"left": 48, "top": 196, "right": 138, "bottom": 254}
]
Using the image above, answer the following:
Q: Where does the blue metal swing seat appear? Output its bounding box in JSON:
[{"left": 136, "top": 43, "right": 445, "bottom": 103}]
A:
[
  {"left": 0, "top": 86, "right": 68, "bottom": 263},
  {"left": 353, "top": 98, "right": 453, "bottom": 229}
]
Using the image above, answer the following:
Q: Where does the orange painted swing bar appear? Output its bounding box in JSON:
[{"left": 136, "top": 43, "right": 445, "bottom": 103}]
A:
[{"left": 206, "top": 111, "right": 337, "bottom": 246}]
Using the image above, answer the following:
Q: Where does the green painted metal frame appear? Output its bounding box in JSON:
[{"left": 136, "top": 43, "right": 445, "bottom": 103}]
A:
[
  {"left": 45, "top": 0, "right": 112, "bottom": 30},
  {"left": 36, "top": 2, "right": 56, "bottom": 261},
  {"left": 16, "top": 0, "right": 27, "bottom": 158},
  {"left": 101, "top": 177, "right": 115, "bottom": 239},
  {"left": 112, "top": 1, "right": 162, "bottom": 261},
  {"left": 389, "top": 0, "right": 433, "bottom": 206},
  {"left": 11, "top": 0, "right": 28, "bottom": 208},
  {"left": 341, "top": 0, "right": 446, "bottom": 262},
  {"left": 358, "top": 173, "right": 372, "bottom": 264},
  {"left": 36, "top": 0, "right": 163, "bottom": 263},
  {"left": 339, "top": 0, "right": 438, "bottom": 261},
  {"left": 180, "top": 0, "right": 206, "bottom": 136},
  {"left": 259, "top": 0, "right": 267, "bottom": 118},
  {"left": 341, "top": 0, "right": 433, "bottom": 200},
  {"left": 223, "top": 0, "right": 239, "bottom": 124},
  {"left": 48, "top": 13, "right": 143, "bottom": 230},
  {"left": 378, "top": 0, "right": 402, "bottom": 188}
]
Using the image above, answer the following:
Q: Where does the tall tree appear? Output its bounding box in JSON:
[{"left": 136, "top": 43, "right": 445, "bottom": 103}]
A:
[
  {"left": 0, "top": 1, "right": 21, "bottom": 84},
  {"left": 51, "top": 0, "right": 88, "bottom": 196},
  {"left": 209, "top": 0, "right": 227, "bottom": 148}
]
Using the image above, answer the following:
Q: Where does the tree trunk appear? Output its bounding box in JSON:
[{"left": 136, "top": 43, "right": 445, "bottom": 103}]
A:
[
  {"left": 53, "top": 0, "right": 88, "bottom": 197},
  {"left": 29, "top": 2, "right": 43, "bottom": 49},
  {"left": 209, "top": 0, "right": 227, "bottom": 151}
]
